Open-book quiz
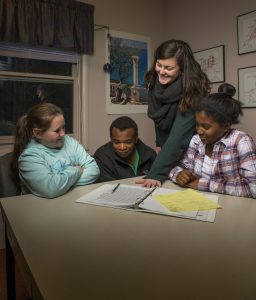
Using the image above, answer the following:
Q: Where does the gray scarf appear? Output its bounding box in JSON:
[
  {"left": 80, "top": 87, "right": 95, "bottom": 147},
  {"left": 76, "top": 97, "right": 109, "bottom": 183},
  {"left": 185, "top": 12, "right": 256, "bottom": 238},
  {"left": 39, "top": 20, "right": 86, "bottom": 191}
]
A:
[{"left": 147, "top": 77, "right": 183, "bottom": 132}]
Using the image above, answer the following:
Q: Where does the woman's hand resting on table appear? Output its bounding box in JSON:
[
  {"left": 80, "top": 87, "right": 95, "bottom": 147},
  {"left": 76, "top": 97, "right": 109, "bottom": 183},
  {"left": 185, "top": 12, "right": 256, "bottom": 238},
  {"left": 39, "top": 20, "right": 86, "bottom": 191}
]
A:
[{"left": 135, "top": 178, "right": 161, "bottom": 188}]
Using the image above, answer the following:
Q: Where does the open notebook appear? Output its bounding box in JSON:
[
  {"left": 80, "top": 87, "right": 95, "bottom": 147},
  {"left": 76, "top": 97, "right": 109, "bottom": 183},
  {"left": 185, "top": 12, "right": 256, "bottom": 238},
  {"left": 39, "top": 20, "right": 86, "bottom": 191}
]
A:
[{"left": 75, "top": 184, "right": 220, "bottom": 222}]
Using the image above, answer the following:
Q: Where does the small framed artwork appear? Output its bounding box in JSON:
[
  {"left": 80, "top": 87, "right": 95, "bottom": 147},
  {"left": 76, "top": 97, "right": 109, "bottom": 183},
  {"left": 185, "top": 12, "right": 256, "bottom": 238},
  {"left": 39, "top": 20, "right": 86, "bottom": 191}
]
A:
[
  {"left": 194, "top": 45, "right": 225, "bottom": 83},
  {"left": 238, "top": 66, "right": 256, "bottom": 108},
  {"left": 237, "top": 10, "right": 256, "bottom": 55}
]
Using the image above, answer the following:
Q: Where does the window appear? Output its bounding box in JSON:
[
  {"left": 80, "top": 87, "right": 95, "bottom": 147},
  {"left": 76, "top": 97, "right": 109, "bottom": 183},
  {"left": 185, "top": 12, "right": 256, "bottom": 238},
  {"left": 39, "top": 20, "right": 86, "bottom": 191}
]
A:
[{"left": 0, "top": 43, "right": 83, "bottom": 152}]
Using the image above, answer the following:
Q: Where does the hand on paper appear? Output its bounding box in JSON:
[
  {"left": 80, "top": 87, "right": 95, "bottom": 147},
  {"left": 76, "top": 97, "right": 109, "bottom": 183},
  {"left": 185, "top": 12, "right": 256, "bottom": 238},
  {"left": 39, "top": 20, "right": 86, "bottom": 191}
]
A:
[{"left": 135, "top": 178, "right": 161, "bottom": 188}]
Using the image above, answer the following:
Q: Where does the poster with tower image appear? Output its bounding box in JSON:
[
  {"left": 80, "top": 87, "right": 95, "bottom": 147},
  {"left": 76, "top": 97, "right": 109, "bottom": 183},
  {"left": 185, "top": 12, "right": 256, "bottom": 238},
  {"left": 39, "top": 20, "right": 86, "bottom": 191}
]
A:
[{"left": 105, "top": 30, "right": 150, "bottom": 114}]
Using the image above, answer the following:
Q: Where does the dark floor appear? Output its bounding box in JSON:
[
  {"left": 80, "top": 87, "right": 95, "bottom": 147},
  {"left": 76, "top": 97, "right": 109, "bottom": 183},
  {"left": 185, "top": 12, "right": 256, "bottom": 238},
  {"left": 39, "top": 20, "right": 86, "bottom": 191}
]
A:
[{"left": 0, "top": 249, "right": 30, "bottom": 300}]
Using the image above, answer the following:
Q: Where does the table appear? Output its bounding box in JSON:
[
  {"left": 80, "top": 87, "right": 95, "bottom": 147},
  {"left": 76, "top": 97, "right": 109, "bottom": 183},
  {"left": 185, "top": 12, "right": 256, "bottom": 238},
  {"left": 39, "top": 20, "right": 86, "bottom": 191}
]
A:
[{"left": 1, "top": 178, "right": 256, "bottom": 300}]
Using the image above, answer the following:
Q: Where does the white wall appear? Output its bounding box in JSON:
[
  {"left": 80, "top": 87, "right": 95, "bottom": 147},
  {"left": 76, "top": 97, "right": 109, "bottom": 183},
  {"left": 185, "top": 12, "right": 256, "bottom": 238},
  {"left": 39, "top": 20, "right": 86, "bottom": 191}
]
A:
[{"left": 165, "top": 0, "right": 256, "bottom": 140}]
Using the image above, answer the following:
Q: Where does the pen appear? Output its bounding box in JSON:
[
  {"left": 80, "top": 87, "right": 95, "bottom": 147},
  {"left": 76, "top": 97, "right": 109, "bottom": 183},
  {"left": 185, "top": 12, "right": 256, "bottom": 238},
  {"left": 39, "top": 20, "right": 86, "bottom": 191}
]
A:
[
  {"left": 112, "top": 183, "right": 120, "bottom": 193},
  {"left": 133, "top": 187, "right": 157, "bottom": 208}
]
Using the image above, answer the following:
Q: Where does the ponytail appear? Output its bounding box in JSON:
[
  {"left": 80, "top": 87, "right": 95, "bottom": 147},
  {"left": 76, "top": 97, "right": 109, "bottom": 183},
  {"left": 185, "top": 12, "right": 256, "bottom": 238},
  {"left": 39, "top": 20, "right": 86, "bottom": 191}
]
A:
[{"left": 11, "top": 114, "right": 32, "bottom": 184}]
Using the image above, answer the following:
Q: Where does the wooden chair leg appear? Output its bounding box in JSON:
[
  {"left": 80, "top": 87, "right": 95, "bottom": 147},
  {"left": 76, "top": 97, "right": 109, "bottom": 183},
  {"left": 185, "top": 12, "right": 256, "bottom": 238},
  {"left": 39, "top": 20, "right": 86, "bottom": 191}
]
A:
[
  {"left": 0, "top": 248, "right": 8, "bottom": 300},
  {"left": 15, "top": 262, "right": 30, "bottom": 300},
  {"left": 6, "top": 236, "right": 16, "bottom": 300},
  {"left": 0, "top": 247, "right": 30, "bottom": 300}
]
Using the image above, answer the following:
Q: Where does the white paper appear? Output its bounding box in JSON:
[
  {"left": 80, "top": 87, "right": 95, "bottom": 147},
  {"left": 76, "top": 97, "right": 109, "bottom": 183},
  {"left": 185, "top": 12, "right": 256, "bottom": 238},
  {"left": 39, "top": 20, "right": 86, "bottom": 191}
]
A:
[{"left": 75, "top": 184, "right": 219, "bottom": 222}]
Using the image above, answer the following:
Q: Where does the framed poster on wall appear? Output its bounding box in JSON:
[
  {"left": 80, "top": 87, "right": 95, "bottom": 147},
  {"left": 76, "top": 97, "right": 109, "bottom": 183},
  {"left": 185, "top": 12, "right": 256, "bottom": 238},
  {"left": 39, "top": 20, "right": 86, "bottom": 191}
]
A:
[
  {"left": 237, "top": 10, "right": 256, "bottom": 55},
  {"left": 194, "top": 45, "right": 225, "bottom": 83},
  {"left": 238, "top": 66, "right": 256, "bottom": 108},
  {"left": 105, "top": 30, "right": 150, "bottom": 114}
]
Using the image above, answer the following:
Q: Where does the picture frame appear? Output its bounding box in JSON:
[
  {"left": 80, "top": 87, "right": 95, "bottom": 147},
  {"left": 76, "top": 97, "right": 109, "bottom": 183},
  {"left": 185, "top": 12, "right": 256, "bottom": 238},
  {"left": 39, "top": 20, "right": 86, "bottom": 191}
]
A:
[
  {"left": 238, "top": 66, "right": 256, "bottom": 108},
  {"left": 194, "top": 45, "right": 225, "bottom": 83},
  {"left": 105, "top": 30, "right": 150, "bottom": 114},
  {"left": 237, "top": 10, "right": 256, "bottom": 55}
]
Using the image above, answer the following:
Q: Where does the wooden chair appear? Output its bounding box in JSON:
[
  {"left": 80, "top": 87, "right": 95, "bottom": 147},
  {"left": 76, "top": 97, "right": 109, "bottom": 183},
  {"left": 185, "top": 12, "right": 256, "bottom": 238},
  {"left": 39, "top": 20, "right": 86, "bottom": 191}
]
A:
[
  {"left": 0, "top": 152, "right": 29, "bottom": 300},
  {"left": 0, "top": 152, "right": 21, "bottom": 198}
]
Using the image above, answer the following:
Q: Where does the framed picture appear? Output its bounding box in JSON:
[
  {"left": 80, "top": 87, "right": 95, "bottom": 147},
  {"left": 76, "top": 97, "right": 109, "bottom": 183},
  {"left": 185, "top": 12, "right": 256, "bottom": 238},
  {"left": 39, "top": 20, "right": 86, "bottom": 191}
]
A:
[
  {"left": 194, "top": 45, "right": 225, "bottom": 83},
  {"left": 237, "top": 10, "right": 256, "bottom": 55},
  {"left": 238, "top": 66, "right": 256, "bottom": 108},
  {"left": 106, "top": 30, "right": 150, "bottom": 114}
]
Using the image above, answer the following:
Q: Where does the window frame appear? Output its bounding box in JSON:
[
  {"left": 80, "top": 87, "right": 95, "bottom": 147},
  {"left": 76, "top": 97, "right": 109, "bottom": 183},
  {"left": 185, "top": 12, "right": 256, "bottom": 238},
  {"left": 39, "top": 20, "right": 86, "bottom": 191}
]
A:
[{"left": 0, "top": 43, "right": 83, "bottom": 154}]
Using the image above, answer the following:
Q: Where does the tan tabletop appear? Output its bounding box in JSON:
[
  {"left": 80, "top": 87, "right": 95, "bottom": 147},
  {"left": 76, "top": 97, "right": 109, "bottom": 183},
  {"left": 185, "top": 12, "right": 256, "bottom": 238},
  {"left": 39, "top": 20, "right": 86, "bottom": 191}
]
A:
[{"left": 1, "top": 178, "right": 256, "bottom": 300}]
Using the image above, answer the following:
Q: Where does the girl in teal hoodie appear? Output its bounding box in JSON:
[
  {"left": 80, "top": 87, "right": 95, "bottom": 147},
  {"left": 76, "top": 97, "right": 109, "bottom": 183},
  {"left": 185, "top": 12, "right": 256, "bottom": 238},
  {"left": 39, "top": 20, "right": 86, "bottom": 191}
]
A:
[{"left": 12, "top": 103, "right": 99, "bottom": 198}]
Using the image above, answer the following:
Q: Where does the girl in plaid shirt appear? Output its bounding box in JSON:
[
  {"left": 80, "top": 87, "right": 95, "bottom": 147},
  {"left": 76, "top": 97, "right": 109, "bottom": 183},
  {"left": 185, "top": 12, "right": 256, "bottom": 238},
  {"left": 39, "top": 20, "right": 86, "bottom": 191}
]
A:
[{"left": 169, "top": 91, "right": 256, "bottom": 198}]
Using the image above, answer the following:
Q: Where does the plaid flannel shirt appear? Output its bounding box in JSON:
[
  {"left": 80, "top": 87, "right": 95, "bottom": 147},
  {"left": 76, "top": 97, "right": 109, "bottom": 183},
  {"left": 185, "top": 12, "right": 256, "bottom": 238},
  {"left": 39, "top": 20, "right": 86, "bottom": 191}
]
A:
[{"left": 169, "top": 129, "right": 256, "bottom": 198}]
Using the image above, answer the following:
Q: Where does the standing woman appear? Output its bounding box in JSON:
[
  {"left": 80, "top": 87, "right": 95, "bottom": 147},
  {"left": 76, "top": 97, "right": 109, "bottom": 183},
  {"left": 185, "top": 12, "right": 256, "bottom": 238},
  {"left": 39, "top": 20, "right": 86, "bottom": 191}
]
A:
[{"left": 136, "top": 39, "right": 210, "bottom": 187}]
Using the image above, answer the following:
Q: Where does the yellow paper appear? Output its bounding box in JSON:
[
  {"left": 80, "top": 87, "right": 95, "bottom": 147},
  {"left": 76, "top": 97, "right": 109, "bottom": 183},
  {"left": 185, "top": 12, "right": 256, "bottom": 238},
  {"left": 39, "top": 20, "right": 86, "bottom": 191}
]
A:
[{"left": 153, "top": 189, "right": 222, "bottom": 212}]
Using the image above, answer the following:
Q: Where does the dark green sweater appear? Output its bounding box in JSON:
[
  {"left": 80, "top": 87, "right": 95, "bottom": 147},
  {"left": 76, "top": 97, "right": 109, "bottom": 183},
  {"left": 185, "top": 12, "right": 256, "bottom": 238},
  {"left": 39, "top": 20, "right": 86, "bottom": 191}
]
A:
[{"left": 145, "top": 109, "right": 195, "bottom": 183}]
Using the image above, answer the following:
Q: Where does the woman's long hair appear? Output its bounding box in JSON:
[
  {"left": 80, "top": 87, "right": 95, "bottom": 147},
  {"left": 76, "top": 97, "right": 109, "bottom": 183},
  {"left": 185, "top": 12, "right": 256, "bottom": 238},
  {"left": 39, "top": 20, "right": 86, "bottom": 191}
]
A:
[
  {"left": 145, "top": 39, "right": 211, "bottom": 112},
  {"left": 11, "top": 103, "right": 63, "bottom": 184}
]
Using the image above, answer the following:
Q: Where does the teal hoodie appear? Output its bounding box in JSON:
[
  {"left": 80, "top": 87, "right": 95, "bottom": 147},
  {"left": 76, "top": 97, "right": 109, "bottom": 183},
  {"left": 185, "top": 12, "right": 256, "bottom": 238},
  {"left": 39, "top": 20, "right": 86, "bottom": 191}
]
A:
[{"left": 19, "top": 135, "right": 99, "bottom": 198}]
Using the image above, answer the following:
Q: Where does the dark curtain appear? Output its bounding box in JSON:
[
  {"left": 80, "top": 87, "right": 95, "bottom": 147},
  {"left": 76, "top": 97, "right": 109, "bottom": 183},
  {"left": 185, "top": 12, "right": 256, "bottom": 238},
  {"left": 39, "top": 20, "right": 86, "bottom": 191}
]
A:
[{"left": 0, "top": 0, "right": 94, "bottom": 54}]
